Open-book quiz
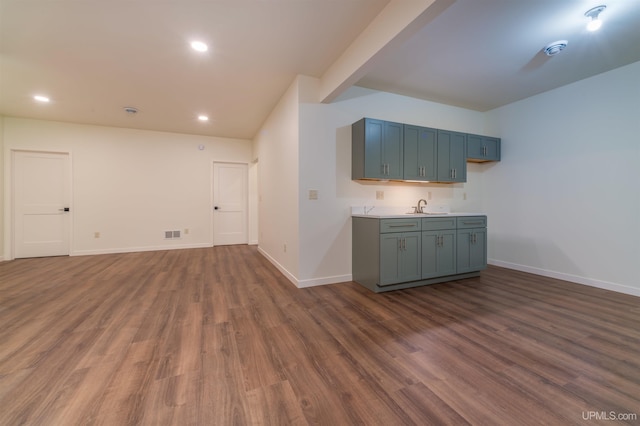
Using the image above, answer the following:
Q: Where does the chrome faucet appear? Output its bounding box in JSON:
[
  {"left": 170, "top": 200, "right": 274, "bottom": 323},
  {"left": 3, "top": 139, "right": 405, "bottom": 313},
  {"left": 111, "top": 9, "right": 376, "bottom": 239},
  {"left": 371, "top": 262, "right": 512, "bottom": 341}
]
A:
[{"left": 415, "top": 198, "right": 428, "bottom": 214}]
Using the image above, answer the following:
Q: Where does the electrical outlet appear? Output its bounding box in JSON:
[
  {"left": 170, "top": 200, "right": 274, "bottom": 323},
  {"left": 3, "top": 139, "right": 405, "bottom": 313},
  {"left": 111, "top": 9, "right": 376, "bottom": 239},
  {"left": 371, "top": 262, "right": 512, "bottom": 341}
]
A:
[
  {"left": 94, "top": 232, "right": 100, "bottom": 238},
  {"left": 283, "top": 243, "right": 287, "bottom": 253},
  {"left": 376, "top": 190, "right": 384, "bottom": 200},
  {"left": 184, "top": 228, "right": 189, "bottom": 235},
  {"left": 428, "top": 191, "right": 432, "bottom": 200},
  {"left": 308, "top": 189, "right": 318, "bottom": 200},
  {"left": 463, "top": 192, "right": 467, "bottom": 200}
]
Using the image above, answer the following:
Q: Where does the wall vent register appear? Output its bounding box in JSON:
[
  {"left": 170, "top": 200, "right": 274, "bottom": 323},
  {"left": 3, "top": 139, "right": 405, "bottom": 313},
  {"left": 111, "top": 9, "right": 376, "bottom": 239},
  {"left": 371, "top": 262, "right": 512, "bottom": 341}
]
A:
[{"left": 164, "top": 230, "right": 181, "bottom": 239}]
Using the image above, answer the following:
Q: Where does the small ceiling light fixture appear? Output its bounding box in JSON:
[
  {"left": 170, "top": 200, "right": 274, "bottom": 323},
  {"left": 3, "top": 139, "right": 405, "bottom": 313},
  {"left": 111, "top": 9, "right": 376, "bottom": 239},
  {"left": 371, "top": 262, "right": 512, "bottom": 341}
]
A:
[
  {"left": 197, "top": 115, "right": 209, "bottom": 122},
  {"left": 585, "top": 5, "right": 606, "bottom": 31},
  {"left": 190, "top": 41, "right": 208, "bottom": 52},
  {"left": 123, "top": 106, "right": 138, "bottom": 115},
  {"left": 34, "top": 95, "right": 50, "bottom": 103},
  {"left": 543, "top": 40, "right": 568, "bottom": 56}
]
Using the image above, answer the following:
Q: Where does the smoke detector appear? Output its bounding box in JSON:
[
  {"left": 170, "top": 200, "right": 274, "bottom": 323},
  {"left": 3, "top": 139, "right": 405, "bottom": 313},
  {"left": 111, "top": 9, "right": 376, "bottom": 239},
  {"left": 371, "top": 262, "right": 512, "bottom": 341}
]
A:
[
  {"left": 123, "top": 106, "right": 139, "bottom": 115},
  {"left": 542, "top": 40, "right": 568, "bottom": 56}
]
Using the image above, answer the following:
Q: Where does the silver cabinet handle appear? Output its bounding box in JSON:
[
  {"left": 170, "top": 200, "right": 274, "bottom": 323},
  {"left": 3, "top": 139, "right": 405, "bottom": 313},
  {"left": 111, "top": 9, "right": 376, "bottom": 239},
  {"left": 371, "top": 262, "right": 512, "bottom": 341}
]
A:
[{"left": 388, "top": 224, "right": 417, "bottom": 228}]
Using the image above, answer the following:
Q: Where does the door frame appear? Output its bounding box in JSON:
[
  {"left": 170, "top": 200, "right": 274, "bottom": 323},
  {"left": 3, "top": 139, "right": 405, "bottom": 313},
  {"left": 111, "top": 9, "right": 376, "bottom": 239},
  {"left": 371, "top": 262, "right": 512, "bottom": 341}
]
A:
[
  {"left": 211, "top": 161, "right": 249, "bottom": 246},
  {"left": 8, "top": 149, "right": 73, "bottom": 260}
]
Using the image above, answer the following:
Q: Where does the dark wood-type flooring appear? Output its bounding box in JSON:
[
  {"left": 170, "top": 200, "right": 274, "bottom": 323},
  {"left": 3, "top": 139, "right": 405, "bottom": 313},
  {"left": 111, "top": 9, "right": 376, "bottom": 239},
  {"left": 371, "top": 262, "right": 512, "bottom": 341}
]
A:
[{"left": 1, "top": 246, "right": 639, "bottom": 425}]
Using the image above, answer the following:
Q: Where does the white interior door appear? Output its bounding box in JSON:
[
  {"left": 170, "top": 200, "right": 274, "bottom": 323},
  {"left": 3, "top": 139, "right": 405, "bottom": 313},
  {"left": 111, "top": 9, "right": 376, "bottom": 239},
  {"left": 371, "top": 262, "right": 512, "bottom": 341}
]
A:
[
  {"left": 13, "top": 151, "right": 71, "bottom": 258},
  {"left": 213, "top": 162, "right": 248, "bottom": 246}
]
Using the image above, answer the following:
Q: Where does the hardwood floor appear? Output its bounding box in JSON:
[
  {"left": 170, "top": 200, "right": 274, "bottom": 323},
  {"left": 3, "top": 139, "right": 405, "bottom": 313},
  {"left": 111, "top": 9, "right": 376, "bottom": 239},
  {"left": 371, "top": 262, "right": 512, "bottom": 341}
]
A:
[{"left": 1, "top": 246, "right": 639, "bottom": 425}]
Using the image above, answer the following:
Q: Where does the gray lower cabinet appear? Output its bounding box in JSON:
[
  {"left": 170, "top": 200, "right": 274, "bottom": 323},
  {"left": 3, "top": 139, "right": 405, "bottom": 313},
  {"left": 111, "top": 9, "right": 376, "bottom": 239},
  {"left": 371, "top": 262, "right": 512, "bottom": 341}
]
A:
[
  {"left": 422, "top": 230, "right": 457, "bottom": 279},
  {"left": 421, "top": 217, "right": 457, "bottom": 278},
  {"left": 456, "top": 216, "right": 488, "bottom": 274},
  {"left": 352, "top": 215, "right": 487, "bottom": 293},
  {"left": 380, "top": 232, "right": 422, "bottom": 285}
]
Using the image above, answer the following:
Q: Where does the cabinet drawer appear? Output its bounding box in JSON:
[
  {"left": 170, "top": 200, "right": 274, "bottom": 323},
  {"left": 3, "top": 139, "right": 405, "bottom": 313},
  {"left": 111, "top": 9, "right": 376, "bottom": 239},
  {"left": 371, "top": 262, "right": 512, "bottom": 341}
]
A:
[
  {"left": 457, "top": 216, "right": 487, "bottom": 229},
  {"left": 380, "top": 218, "right": 421, "bottom": 233},
  {"left": 421, "top": 217, "right": 457, "bottom": 231}
]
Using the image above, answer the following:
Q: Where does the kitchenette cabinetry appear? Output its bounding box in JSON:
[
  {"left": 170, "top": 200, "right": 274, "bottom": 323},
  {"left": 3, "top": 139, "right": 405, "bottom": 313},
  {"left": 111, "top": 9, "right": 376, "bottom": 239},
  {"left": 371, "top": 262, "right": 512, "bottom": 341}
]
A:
[{"left": 352, "top": 215, "right": 487, "bottom": 293}]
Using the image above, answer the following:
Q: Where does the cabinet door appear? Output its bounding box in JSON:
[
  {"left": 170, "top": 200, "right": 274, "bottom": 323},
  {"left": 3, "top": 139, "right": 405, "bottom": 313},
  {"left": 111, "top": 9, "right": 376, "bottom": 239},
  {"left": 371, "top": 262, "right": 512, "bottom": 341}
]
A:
[
  {"left": 363, "top": 119, "right": 385, "bottom": 179},
  {"left": 400, "top": 232, "right": 421, "bottom": 282},
  {"left": 380, "top": 233, "right": 402, "bottom": 285},
  {"left": 436, "top": 130, "right": 467, "bottom": 182},
  {"left": 449, "top": 132, "right": 467, "bottom": 182},
  {"left": 404, "top": 125, "right": 436, "bottom": 181},
  {"left": 483, "top": 137, "right": 500, "bottom": 161},
  {"left": 380, "top": 232, "right": 421, "bottom": 285},
  {"left": 383, "top": 121, "right": 404, "bottom": 179},
  {"left": 422, "top": 230, "right": 456, "bottom": 279},
  {"left": 466, "top": 134, "right": 484, "bottom": 159},
  {"left": 457, "top": 228, "right": 487, "bottom": 273}
]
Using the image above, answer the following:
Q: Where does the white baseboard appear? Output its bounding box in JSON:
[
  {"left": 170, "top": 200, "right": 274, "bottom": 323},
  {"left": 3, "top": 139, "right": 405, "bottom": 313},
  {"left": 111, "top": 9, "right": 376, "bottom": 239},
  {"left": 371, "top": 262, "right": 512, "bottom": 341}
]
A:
[
  {"left": 489, "top": 259, "right": 640, "bottom": 297},
  {"left": 257, "top": 247, "right": 298, "bottom": 286},
  {"left": 297, "top": 274, "right": 352, "bottom": 288},
  {"left": 256, "top": 247, "right": 351, "bottom": 289},
  {"left": 72, "top": 242, "right": 212, "bottom": 257}
]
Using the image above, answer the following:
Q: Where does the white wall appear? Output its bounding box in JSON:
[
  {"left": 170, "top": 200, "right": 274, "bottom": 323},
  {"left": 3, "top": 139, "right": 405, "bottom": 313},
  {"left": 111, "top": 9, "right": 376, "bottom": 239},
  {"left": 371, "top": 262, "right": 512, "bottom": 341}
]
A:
[
  {"left": 484, "top": 61, "right": 640, "bottom": 296},
  {"left": 254, "top": 78, "right": 301, "bottom": 281},
  {"left": 3, "top": 118, "right": 254, "bottom": 258}
]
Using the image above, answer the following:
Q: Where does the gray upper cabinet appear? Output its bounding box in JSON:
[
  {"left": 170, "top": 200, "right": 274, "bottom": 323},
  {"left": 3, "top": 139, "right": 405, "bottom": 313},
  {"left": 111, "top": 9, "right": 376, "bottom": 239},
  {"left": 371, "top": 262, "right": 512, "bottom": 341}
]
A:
[
  {"left": 436, "top": 130, "right": 467, "bottom": 183},
  {"left": 352, "top": 118, "right": 403, "bottom": 180},
  {"left": 404, "top": 125, "right": 437, "bottom": 181},
  {"left": 353, "top": 118, "right": 498, "bottom": 183},
  {"left": 467, "top": 134, "right": 501, "bottom": 162}
]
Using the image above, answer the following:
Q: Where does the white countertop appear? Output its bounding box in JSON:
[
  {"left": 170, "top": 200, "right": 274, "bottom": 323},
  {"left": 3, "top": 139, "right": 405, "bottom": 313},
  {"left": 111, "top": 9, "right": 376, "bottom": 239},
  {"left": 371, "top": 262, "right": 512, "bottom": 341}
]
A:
[
  {"left": 352, "top": 212, "right": 484, "bottom": 219},
  {"left": 350, "top": 205, "right": 484, "bottom": 219}
]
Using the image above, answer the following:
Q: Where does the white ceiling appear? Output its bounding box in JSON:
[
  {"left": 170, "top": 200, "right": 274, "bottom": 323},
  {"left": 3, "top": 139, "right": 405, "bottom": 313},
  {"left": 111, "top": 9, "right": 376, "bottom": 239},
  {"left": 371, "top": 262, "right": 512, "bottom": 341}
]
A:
[{"left": 2, "top": 0, "right": 639, "bottom": 140}]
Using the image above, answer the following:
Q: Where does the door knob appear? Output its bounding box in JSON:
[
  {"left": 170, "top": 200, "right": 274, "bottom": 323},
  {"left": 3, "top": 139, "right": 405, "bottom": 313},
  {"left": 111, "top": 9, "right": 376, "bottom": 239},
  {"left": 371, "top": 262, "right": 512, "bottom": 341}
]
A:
[{"left": 214, "top": 206, "right": 219, "bottom": 210}]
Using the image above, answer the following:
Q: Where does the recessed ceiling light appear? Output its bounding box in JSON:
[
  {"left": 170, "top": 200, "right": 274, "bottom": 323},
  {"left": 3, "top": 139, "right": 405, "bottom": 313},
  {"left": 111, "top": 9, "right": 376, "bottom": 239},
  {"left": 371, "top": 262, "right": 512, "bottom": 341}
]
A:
[
  {"left": 197, "top": 115, "right": 209, "bottom": 122},
  {"left": 585, "top": 5, "right": 606, "bottom": 31},
  {"left": 190, "top": 41, "right": 208, "bottom": 52},
  {"left": 34, "top": 95, "right": 50, "bottom": 103}
]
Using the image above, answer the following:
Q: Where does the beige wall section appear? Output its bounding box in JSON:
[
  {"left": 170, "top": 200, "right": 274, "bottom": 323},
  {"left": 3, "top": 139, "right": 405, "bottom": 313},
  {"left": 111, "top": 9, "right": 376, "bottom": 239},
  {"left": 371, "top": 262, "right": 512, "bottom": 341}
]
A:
[
  {"left": 254, "top": 77, "right": 301, "bottom": 283},
  {"left": 3, "top": 118, "right": 255, "bottom": 259}
]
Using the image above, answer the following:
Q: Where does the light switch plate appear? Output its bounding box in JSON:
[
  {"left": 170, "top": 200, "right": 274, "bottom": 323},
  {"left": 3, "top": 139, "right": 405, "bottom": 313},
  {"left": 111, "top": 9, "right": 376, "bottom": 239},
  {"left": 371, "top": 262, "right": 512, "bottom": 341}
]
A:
[{"left": 309, "top": 189, "right": 318, "bottom": 200}]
